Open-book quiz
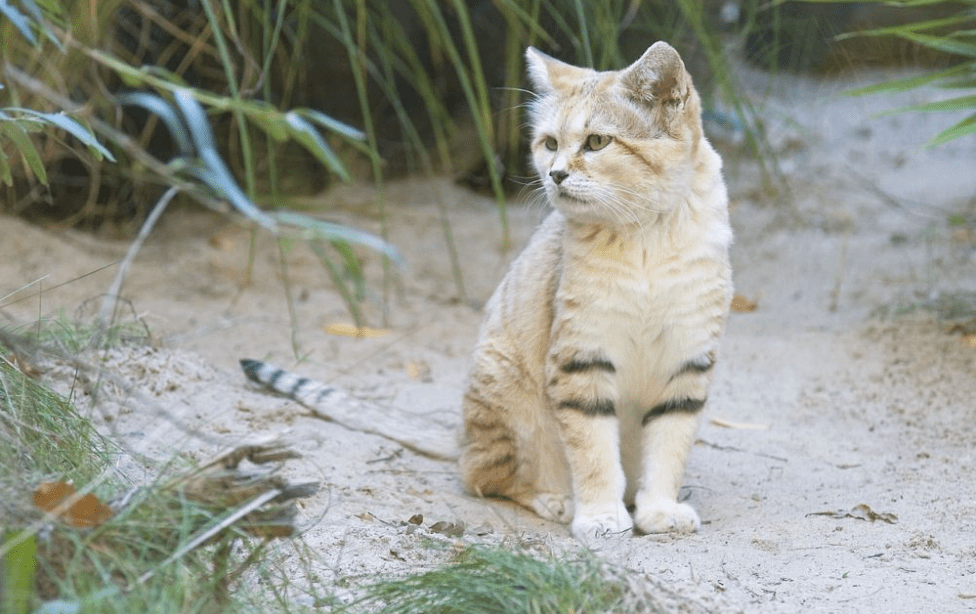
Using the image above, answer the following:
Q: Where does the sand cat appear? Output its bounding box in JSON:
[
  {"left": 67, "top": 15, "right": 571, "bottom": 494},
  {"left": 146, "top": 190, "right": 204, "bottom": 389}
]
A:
[{"left": 459, "top": 42, "right": 732, "bottom": 539}]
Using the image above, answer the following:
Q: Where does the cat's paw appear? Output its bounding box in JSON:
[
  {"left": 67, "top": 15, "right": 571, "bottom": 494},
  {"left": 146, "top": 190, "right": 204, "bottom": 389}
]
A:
[
  {"left": 528, "top": 493, "right": 573, "bottom": 524},
  {"left": 570, "top": 508, "right": 633, "bottom": 540},
  {"left": 634, "top": 500, "right": 700, "bottom": 534}
]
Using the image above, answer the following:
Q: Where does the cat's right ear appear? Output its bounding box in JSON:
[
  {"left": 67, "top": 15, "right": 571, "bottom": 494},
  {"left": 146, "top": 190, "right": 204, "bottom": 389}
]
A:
[{"left": 525, "top": 47, "right": 589, "bottom": 94}]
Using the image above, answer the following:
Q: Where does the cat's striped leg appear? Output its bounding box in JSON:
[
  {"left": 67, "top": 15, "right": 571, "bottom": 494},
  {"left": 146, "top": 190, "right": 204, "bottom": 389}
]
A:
[
  {"left": 633, "top": 352, "right": 714, "bottom": 534},
  {"left": 547, "top": 351, "right": 632, "bottom": 538}
]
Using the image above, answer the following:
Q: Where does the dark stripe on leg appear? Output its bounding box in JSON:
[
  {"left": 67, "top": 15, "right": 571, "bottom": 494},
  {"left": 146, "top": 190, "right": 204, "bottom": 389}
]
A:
[
  {"left": 669, "top": 354, "right": 716, "bottom": 382},
  {"left": 558, "top": 398, "right": 616, "bottom": 417},
  {"left": 560, "top": 358, "right": 616, "bottom": 374},
  {"left": 642, "top": 398, "right": 705, "bottom": 426}
]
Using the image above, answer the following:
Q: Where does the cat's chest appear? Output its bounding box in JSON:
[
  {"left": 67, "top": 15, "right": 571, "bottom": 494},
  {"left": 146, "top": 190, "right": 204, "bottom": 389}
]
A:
[
  {"left": 560, "top": 228, "right": 707, "bottom": 315},
  {"left": 554, "top": 226, "right": 725, "bottom": 367}
]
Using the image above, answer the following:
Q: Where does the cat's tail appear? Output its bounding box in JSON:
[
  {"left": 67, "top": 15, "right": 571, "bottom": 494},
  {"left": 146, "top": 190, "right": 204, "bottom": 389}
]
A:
[{"left": 240, "top": 359, "right": 458, "bottom": 461}]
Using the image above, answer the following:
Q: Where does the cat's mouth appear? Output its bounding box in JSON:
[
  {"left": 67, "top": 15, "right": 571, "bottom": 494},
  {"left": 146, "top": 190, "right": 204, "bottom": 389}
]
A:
[{"left": 554, "top": 187, "right": 588, "bottom": 204}]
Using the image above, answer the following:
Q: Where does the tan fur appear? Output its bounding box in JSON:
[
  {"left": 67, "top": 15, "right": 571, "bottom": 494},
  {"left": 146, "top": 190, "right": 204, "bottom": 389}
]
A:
[{"left": 460, "top": 42, "right": 732, "bottom": 539}]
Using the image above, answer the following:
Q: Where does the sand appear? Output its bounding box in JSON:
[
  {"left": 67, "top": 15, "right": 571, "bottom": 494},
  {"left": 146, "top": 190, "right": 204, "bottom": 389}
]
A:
[{"left": 2, "top": 59, "right": 975, "bottom": 612}]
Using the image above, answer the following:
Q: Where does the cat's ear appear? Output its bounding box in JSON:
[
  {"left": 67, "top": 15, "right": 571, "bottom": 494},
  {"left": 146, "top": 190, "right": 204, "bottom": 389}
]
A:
[
  {"left": 620, "top": 41, "right": 691, "bottom": 106},
  {"left": 525, "top": 47, "right": 591, "bottom": 94}
]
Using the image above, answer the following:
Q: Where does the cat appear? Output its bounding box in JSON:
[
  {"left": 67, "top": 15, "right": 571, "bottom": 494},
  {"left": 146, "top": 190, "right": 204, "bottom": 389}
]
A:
[{"left": 459, "top": 42, "right": 732, "bottom": 539}]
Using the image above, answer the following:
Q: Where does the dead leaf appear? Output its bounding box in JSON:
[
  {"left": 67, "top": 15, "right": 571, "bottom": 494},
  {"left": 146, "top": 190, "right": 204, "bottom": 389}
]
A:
[
  {"left": 208, "top": 232, "right": 235, "bottom": 250},
  {"left": 808, "top": 504, "right": 897, "bottom": 524},
  {"left": 33, "top": 481, "right": 75, "bottom": 511},
  {"left": 325, "top": 322, "right": 391, "bottom": 338},
  {"left": 429, "top": 521, "right": 464, "bottom": 537},
  {"left": 962, "top": 334, "right": 976, "bottom": 348},
  {"left": 407, "top": 513, "right": 424, "bottom": 525},
  {"left": 710, "top": 417, "right": 769, "bottom": 430},
  {"left": 730, "top": 294, "right": 757, "bottom": 313},
  {"left": 405, "top": 360, "right": 432, "bottom": 382},
  {"left": 33, "top": 482, "right": 114, "bottom": 528}
]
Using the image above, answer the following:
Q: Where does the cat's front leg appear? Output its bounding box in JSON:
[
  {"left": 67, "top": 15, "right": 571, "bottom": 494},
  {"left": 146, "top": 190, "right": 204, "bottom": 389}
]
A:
[
  {"left": 634, "top": 399, "right": 704, "bottom": 534},
  {"left": 546, "top": 351, "right": 632, "bottom": 538}
]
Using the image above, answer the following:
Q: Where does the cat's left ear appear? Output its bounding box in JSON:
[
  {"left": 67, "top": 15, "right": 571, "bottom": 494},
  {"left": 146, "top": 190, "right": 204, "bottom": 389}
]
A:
[
  {"left": 620, "top": 41, "right": 692, "bottom": 106},
  {"left": 526, "top": 47, "right": 592, "bottom": 95}
]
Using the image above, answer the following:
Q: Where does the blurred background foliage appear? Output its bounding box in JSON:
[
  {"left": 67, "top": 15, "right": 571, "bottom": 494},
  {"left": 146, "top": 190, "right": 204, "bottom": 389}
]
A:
[{"left": 0, "top": 0, "right": 973, "bottom": 235}]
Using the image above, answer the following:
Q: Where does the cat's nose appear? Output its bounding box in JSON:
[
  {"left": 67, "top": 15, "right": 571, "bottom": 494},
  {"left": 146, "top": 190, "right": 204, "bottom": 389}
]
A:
[{"left": 549, "top": 169, "right": 569, "bottom": 185}]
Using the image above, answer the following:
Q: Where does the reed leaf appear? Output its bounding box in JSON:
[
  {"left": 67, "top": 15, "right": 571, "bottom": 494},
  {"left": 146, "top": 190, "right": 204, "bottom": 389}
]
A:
[
  {"left": 830, "top": 0, "right": 976, "bottom": 145},
  {"left": 0, "top": 121, "right": 46, "bottom": 183},
  {"left": 928, "top": 111, "right": 976, "bottom": 145}
]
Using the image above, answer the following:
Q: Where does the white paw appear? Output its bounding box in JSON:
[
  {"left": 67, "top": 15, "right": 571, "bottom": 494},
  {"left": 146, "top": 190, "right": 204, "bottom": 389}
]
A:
[
  {"left": 634, "top": 500, "right": 700, "bottom": 534},
  {"left": 528, "top": 493, "right": 573, "bottom": 524},
  {"left": 570, "top": 506, "right": 633, "bottom": 540}
]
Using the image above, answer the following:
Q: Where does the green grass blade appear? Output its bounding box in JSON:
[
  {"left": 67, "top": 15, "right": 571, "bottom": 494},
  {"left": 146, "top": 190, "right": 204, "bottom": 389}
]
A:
[
  {"left": 0, "top": 150, "right": 12, "bottom": 185},
  {"left": 572, "top": 0, "right": 593, "bottom": 66},
  {"left": 283, "top": 111, "right": 351, "bottom": 180},
  {"left": 22, "top": 110, "right": 115, "bottom": 162},
  {"left": 294, "top": 108, "right": 365, "bottom": 142},
  {"left": 171, "top": 90, "right": 280, "bottom": 225},
  {"left": 116, "top": 92, "right": 193, "bottom": 155},
  {"left": 0, "top": 122, "right": 47, "bottom": 184},
  {"left": 896, "top": 31, "right": 976, "bottom": 59},
  {"left": 270, "top": 209, "right": 404, "bottom": 265},
  {"left": 887, "top": 94, "right": 976, "bottom": 114},
  {"left": 834, "top": 13, "right": 972, "bottom": 40},
  {"left": 308, "top": 240, "right": 363, "bottom": 326},
  {"left": 927, "top": 111, "right": 976, "bottom": 146},
  {"left": 844, "top": 63, "right": 970, "bottom": 97},
  {"left": 201, "top": 0, "right": 256, "bottom": 200},
  {"left": 1, "top": 530, "right": 37, "bottom": 614},
  {"left": 0, "top": 1, "right": 37, "bottom": 44}
]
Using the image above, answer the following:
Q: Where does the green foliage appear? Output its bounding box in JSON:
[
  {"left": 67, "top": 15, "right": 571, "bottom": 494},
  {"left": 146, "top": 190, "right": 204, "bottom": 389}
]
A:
[
  {"left": 1, "top": 530, "right": 37, "bottom": 614},
  {"left": 1, "top": 0, "right": 767, "bottom": 323},
  {"left": 835, "top": 0, "right": 976, "bottom": 146},
  {"left": 2, "top": 0, "right": 764, "bottom": 219},
  {"left": 0, "top": 107, "right": 112, "bottom": 187},
  {"left": 0, "top": 336, "right": 308, "bottom": 614},
  {"left": 340, "top": 544, "right": 665, "bottom": 613},
  {"left": 0, "top": 359, "right": 109, "bottom": 484}
]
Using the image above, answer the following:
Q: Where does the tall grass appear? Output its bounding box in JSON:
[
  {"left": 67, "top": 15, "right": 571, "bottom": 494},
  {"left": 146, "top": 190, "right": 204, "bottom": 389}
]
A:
[
  {"left": 836, "top": 0, "right": 976, "bottom": 146},
  {"left": 2, "top": 0, "right": 766, "bottom": 219},
  {"left": 0, "top": 329, "right": 319, "bottom": 613},
  {"left": 339, "top": 543, "right": 711, "bottom": 614},
  {"left": 2, "top": 0, "right": 773, "bottom": 324}
]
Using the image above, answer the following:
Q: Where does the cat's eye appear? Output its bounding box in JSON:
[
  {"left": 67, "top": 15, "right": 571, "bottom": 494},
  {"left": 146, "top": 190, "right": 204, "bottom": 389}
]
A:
[
  {"left": 584, "top": 134, "right": 612, "bottom": 151},
  {"left": 543, "top": 136, "right": 558, "bottom": 151}
]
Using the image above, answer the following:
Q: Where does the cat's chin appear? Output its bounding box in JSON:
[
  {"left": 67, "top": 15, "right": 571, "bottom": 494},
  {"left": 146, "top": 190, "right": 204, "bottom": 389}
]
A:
[{"left": 550, "top": 190, "right": 597, "bottom": 219}]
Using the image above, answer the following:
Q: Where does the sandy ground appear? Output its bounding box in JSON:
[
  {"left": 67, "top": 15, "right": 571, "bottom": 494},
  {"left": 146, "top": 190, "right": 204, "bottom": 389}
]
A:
[{"left": 2, "top": 61, "right": 976, "bottom": 612}]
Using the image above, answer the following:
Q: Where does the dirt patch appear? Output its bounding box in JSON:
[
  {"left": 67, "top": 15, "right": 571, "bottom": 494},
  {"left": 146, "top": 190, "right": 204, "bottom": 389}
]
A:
[{"left": 2, "top": 61, "right": 975, "bottom": 612}]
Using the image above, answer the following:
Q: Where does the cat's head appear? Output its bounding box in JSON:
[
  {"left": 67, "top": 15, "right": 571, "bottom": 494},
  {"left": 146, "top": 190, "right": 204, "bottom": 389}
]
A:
[{"left": 526, "top": 42, "right": 707, "bottom": 226}]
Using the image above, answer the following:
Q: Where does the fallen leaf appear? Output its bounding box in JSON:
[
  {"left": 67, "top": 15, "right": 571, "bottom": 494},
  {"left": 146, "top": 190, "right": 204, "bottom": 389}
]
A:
[
  {"left": 33, "top": 482, "right": 114, "bottom": 528},
  {"left": 405, "top": 360, "right": 432, "bottom": 382},
  {"left": 962, "top": 334, "right": 976, "bottom": 348},
  {"left": 429, "top": 521, "right": 464, "bottom": 537},
  {"left": 33, "top": 481, "right": 75, "bottom": 511},
  {"left": 325, "top": 322, "right": 391, "bottom": 338},
  {"left": 808, "top": 504, "right": 897, "bottom": 524},
  {"left": 407, "top": 513, "right": 424, "bottom": 525},
  {"left": 730, "top": 294, "right": 757, "bottom": 313},
  {"left": 710, "top": 417, "right": 769, "bottom": 430},
  {"left": 208, "top": 232, "right": 235, "bottom": 250}
]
